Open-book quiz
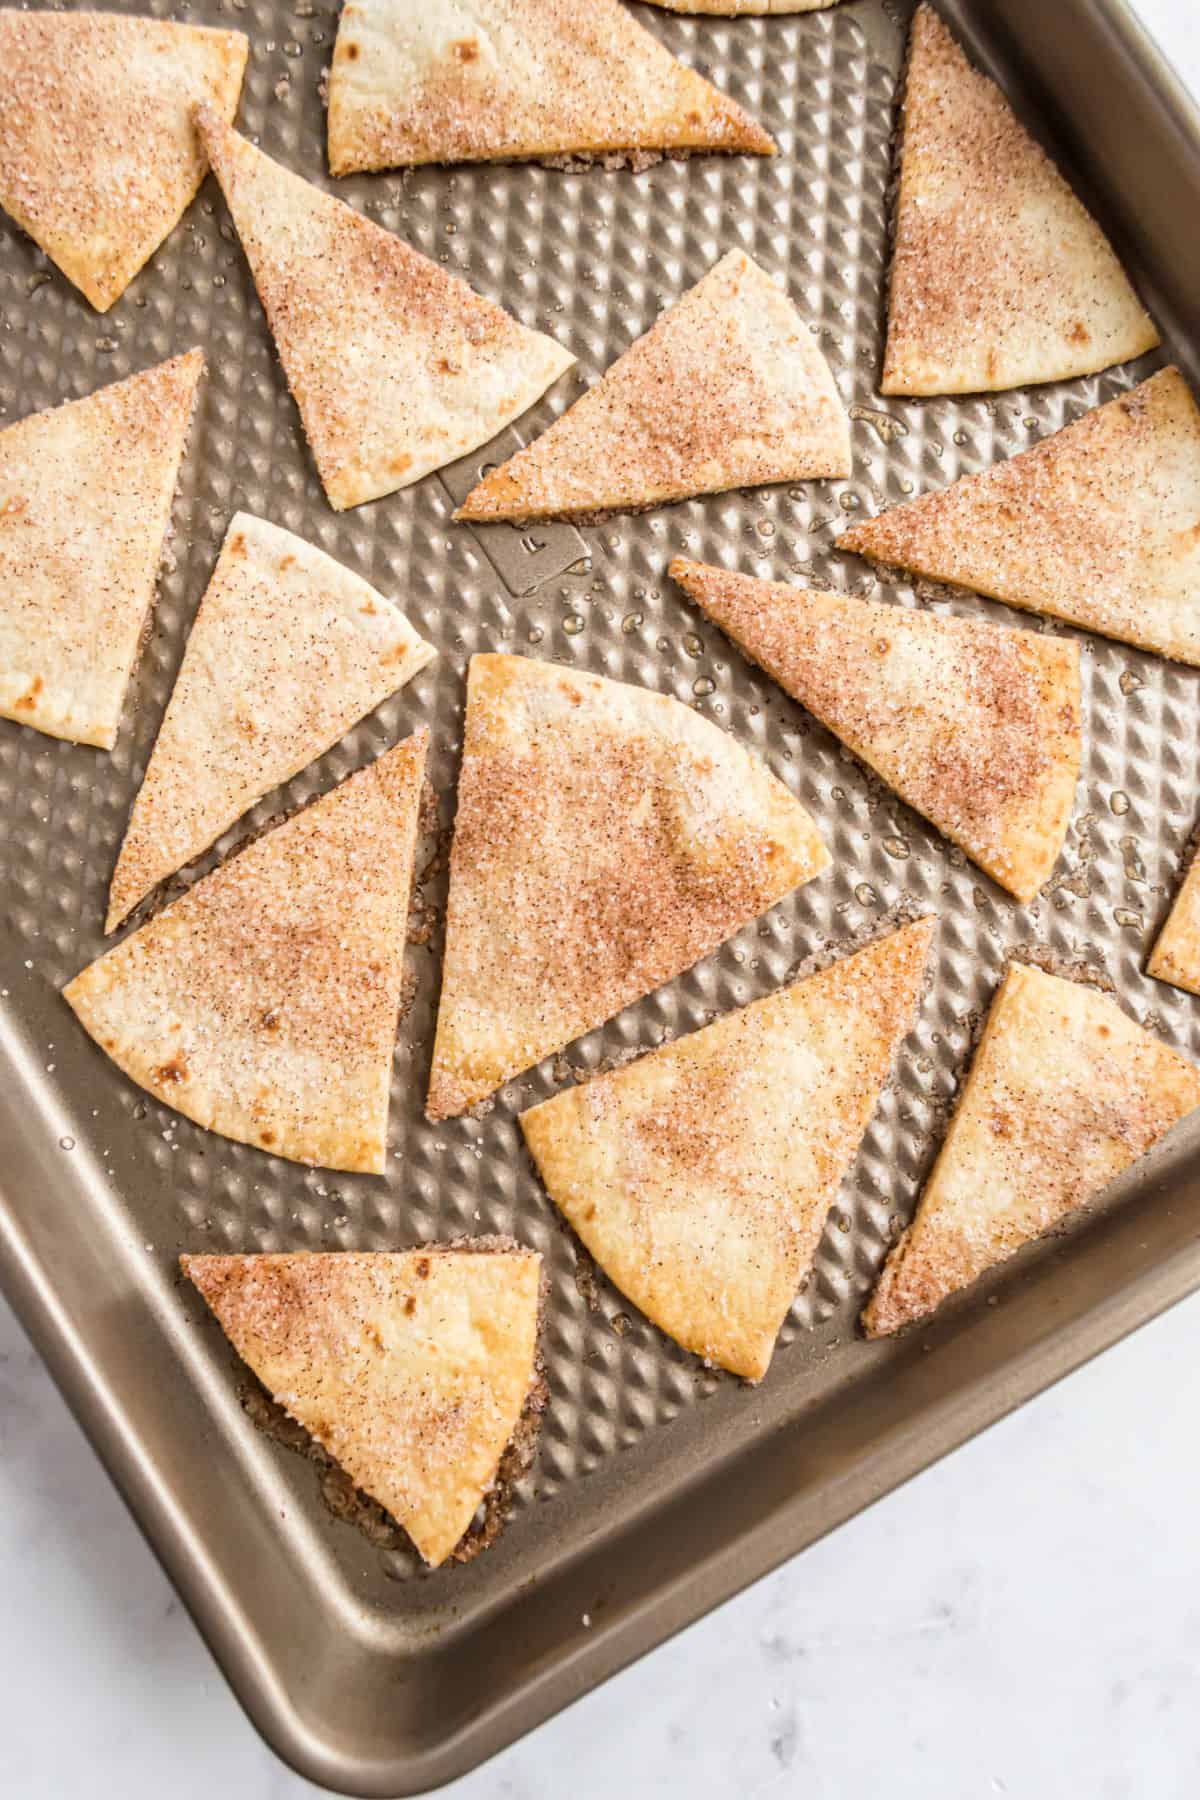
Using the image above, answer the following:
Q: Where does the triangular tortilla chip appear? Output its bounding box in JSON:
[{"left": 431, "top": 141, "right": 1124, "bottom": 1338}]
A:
[
  {"left": 0, "top": 11, "right": 247, "bottom": 312},
  {"left": 182, "top": 1248, "right": 541, "bottom": 1567},
  {"left": 881, "top": 6, "right": 1157, "bottom": 396},
  {"left": 0, "top": 350, "right": 203, "bottom": 751},
  {"left": 325, "top": 0, "right": 774, "bottom": 176},
  {"left": 864, "top": 963, "right": 1200, "bottom": 1336},
  {"left": 646, "top": 1, "right": 838, "bottom": 10},
  {"left": 106, "top": 512, "right": 436, "bottom": 933},
  {"left": 427, "top": 653, "right": 830, "bottom": 1120},
  {"left": 1147, "top": 847, "right": 1200, "bottom": 996},
  {"left": 194, "top": 108, "right": 574, "bottom": 511},
  {"left": 523, "top": 918, "right": 933, "bottom": 1381},
  {"left": 670, "top": 558, "right": 1081, "bottom": 902},
  {"left": 65, "top": 732, "right": 427, "bottom": 1173},
  {"left": 456, "top": 251, "right": 850, "bottom": 523},
  {"left": 841, "top": 370, "right": 1200, "bottom": 665}
]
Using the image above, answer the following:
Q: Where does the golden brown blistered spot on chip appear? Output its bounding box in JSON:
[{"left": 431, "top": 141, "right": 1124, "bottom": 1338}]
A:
[
  {"left": 13, "top": 675, "right": 44, "bottom": 711},
  {"left": 156, "top": 1056, "right": 188, "bottom": 1084},
  {"left": 452, "top": 38, "right": 479, "bottom": 63},
  {"left": 415, "top": 1257, "right": 431, "bottom": 1279}
]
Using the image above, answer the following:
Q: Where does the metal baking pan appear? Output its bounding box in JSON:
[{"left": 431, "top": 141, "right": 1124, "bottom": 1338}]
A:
[{"left": 3, "top": 0, "right": 1200, "bottom": 1792}]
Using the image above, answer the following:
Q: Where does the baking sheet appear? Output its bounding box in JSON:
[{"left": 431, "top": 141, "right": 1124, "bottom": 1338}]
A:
[{"left": 3, "top": 0, "right": 1200, "bottom": 1792}]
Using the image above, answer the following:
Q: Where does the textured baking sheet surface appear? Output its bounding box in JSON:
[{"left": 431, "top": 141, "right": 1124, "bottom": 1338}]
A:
[{"left": 2, "top": 0, "right": 1199, "bottom": 1626}]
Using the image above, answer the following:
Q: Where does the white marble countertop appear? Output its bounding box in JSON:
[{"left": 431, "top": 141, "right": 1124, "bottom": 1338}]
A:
[{"left": 3, "top": 4, "right": 1199, "bottom": 1796}]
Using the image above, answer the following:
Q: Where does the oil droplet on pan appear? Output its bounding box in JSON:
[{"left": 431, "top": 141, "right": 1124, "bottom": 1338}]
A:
[{"left": 848, "top": 404, "right": 909, "bottom": 447}]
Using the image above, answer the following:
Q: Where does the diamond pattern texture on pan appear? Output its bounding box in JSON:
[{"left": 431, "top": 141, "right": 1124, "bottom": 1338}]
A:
[{"left": 1, "top": 0, "right": 1195, "bottom": 1591}]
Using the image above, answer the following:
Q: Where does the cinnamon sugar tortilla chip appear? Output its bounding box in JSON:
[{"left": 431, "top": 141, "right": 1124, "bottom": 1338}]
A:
[
  {"left": 326, "top": 0, "right": 774, "bottom": 175},
  {"left": 863, "top": 963, "right": 1200, "bottom": 1336},
  {"left": 0, "top": 10, "right": 247, "bottom": 311},
  {"left": 182, "top": 1249, "right": 542, "bottom": 1567},
  {"left": 647, "top": 1, "right": 839, "bottom": 11},
  {"left": 426, "top": 653, "right": 830, "bottom": 1120},
  {"left": 523, "top": 919, "right": 933, "bottom": 1381},
  {"left": 107, "top": 512, "right": 435, "bottom": 931},
  {"left": 882, "top": 6, "right": 1158, "bottom": 396},
  {"left": 671, "top": 558, "right": 1081, "bottom": 902},
  {"left": 194, "top": 107, "right": 574, "bottom": 511},
  {"left": 0, "top": 350, "right": 203, "bottom": 750},
  {"left": 841, "top": 370, "right": 1200, "bottom": 666},
  {"left": 456, "top": 251, "right": 851, "bottom": 523},
  {"left": 1147, "top": 849, "right": 1200, "bottom": 997},
  {"left": 65, "top": 733, "right": 427, "bottom": 1174}
]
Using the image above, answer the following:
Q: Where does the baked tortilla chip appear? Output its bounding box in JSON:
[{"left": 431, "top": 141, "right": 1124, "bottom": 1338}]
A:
[
  {"left": 326, "top": 0, "right": 774, "bottom": 175},
  {"left": 864, "top": 963, "right": 1200, "bottom": 1336},
  {"left": 65, "top": 733, "right": 427, "bottom": 1174},
  {"left": 456, "top": 251, "right": 850, "bottom": 523},
  {"left": 523, "top": 918, "right": 933, "bottom": 1381},
  {"left": 182, "top": 1249, "right": 541, "bottom": 1567},
  {"left": 107, "top": 512, "right": 435, "bottom": 932},
  {"left": 841, "top": 370, "right": 1200, "bottom": 665},
  {"left": 1147, "top": 849, "right": 1200, "bottom": 996},
  {"left": 194, "top": 107, "right": 574, "bottom": 511},
  {"left": 647, "top": 1, "right": 839, "bottom": 10},
  {"left": 427, "top": 654, "right": 830, "bottom": 1120},
  {"left": 670, "top": 558, "right": 1081, "bottom": 902},
  {"left": 882, "top": 6, "right": 1157, "bottom": 396},
  {"left": 0, "top": 10, "right": 247, "bottom": 312},
  {"left": 0, "top": 350, "right": 203, "bottom": 750}
]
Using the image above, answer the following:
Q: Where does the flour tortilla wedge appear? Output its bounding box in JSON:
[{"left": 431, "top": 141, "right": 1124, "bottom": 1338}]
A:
[
  {"left": 523, "top": 918, "right": 933, "bottom": 1381},
  {"left": 107, "top": 512, "right": 435, "bottom": 932},
  {"left": 1147, "top": 849, "right": 1200, "bottom": 996},
  {"left": 326, "top": 0, "right": 774, "bottom": 176},
  {"left": 0, "top": 10, "right": 246, "bottom": 312},
  {"left": 864, "top": 963, "right": 1200, "bottom": 1336},
  {"left": 0, "top": 350, "right": 203, "bottom": 750},
  {"left": 426, "top": 654, "right": 830, "bottom": 1120},
  {"left": 841, "top": 370, "right": 1200, "bottom": 665},
  {"left": 881, "top": 6, "right": 1157, "bottom": 396},
  {"left": 194, "top": 108, "right": 573, "bottom": 511},
  {"left": 182, "top": 1249, "right": 541, "bottom": 1567},
  {"left": 646, "top": 1, "right": 839, "bottom": 11},
  {"left": 456, "top": 251, "right": 850, "bottom": 523},
  {"left": 65, "top": 733, "right": 427, "bottom": 1174},
  {"left": 671, "top": 558, "right": 1081, "bottom": 902}
]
